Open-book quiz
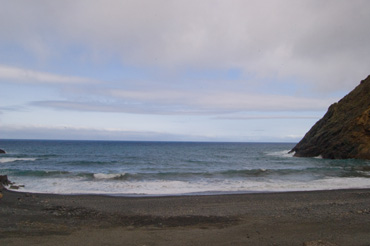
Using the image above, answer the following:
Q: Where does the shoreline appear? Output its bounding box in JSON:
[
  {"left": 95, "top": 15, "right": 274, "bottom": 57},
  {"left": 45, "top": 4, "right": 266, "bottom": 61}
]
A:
[
  {"left": 5, "top": 186, "right": 370, "bottom": 197},
  {"left": 1, "top": 188, "right": 369, "bottom": 245}
]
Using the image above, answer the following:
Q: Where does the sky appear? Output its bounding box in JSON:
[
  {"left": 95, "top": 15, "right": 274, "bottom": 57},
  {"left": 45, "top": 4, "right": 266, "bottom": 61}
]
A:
[{"left": 1, "top": 0, "right": 370, "bottom": 142}]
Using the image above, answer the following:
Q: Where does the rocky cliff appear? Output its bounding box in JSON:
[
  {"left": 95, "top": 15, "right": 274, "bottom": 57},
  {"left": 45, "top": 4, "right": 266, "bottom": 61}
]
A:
[{"left": 290, "top": 75, "right": 370, "bottom": 159}]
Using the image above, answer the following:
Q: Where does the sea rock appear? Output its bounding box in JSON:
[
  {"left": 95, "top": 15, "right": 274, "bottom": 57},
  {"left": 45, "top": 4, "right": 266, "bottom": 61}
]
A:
[
  {"left": 9, "top": 185, "right": 20, "bottom": 190},
  {"left": 291, "top": 75, "right": 370, "bottom": 160},
  {"left": 0, "top": 175, "right": 10, "bottom": 186},
  {"left": 0, "top": 149, "right": 5, "bottom": 154}
]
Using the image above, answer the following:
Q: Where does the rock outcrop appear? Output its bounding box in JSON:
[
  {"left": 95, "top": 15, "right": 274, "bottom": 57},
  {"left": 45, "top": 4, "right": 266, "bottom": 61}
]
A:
[
  {"left": 290, "top": 75, "right": 370, "bottom": 160},
  {"left": 0, "top": 175, "right": 11, "bottom": 194},
  {"left": 0, "top": 175, "right": 10, "bottom": 186}
]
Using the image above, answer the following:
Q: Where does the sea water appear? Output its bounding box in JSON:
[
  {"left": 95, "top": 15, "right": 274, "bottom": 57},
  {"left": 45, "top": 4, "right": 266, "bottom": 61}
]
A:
[{"left": 0, "top": 140, "right": 369, "bottom": 196}]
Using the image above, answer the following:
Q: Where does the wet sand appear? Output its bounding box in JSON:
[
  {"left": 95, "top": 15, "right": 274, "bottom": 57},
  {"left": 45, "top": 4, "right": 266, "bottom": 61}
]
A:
[{"left": 0, "top": 189, "right": 369, "bottom": 246}]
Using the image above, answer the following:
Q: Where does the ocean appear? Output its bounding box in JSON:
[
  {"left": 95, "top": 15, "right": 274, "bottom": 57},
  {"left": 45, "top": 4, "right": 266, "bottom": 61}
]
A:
[{"left": 0, "top": 140, "right": 369, "bottom": 196}]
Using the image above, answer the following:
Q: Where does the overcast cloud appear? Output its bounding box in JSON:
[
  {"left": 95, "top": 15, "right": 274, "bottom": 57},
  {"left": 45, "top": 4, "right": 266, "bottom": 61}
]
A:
[{"left": 1, "top": 0, "right": 369, "bottom": 141}]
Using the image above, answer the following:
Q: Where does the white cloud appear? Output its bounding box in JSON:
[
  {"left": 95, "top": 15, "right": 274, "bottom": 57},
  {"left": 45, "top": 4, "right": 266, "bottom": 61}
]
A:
[
  {"left": 1, "top": 0, "right": 369, "bottom": 91},
  {"left": 0, "top": 65, "right": 95, "bottom": 84},
  {"left": 108, "top": 89, "right": 337, "bottom": 112},
  {"left": 31, "top": 89, "right": 337, "bottom": 115},
  {"left": 0, "top": 124, "right": 221, "bottom": 142}
]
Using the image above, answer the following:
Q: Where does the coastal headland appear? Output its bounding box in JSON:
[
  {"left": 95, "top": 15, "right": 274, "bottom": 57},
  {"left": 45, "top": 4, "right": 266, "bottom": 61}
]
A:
[
  {"left": 0, "top": 189, "right": 369, "bottom": 246},
  {"left": 291, "top": 75, "right": 370, "bottom": 160}
]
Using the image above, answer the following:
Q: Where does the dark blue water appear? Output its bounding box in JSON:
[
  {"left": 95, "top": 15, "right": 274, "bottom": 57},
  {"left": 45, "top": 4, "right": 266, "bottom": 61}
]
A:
[{"left": 0, "top": 140, "right": 369, "bottom": 195}]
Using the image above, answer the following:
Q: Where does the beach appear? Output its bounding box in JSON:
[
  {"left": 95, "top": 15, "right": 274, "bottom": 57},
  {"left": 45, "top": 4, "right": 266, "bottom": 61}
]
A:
[{"left": 0, "top": 189, "right": 369, "bottom": 246}]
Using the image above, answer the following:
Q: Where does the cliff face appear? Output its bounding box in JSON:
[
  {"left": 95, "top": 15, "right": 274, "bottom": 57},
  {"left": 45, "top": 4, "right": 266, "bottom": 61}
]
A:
[{"left": 291, "top": 75, "right": 370, "bottom": 160}]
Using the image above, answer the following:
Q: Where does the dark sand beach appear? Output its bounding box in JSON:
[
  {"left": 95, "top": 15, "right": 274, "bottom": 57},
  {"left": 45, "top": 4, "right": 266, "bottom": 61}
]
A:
[{"left": 0, "top": 189, "right": 369, "bottom": 246}]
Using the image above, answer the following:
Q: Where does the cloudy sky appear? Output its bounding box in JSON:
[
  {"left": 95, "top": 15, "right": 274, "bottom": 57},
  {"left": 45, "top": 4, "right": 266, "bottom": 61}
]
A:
[{"left": 1, "top": 0, "right": 370, "bottom": 142}]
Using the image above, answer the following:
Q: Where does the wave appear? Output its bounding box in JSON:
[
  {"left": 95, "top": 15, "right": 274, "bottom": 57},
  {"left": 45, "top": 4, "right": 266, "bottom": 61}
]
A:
[
  {"left": 341, "top": 166, "right": 370, "bottom": 178},
  {"left": 7, "top": 169, "right": 71, "bottom": 177},
  {"left": 0, "top": 157, "right": 37, "bottom": 163},
  {"left": 3, "top": 168, "right": 279, "bottom": 181},
  {"left": 5, "top": 166, "right": 368, "bottom": 186},
  {"left": 265, "top": 150, "right": 294, "bottom": 158},
  {"left": 220, "top": 168, "right": 270, "bottom": 176},
  {"left": 89, "top": 168, "right": 318, "bottom": 180},
  {"left": 4, "top": 169, "right": 129, "bottom": 180},
  {"left": 64, "top": 160, "right": 119, "bottom": 167},
  {"left": 80, "top": 167, "right": 345, "bottom": 181},
  {"left": 93, "top": 173, "right": 127, "bottom": 180}
]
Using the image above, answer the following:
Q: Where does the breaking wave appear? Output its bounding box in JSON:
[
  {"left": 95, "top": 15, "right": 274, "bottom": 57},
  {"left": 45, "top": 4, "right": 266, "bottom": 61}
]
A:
[
  {"left": 93, "top": 173, "right": 127, "bottom": 180},
  {"left": 0, "top": 157, "right": 38, "bottom": 163}
]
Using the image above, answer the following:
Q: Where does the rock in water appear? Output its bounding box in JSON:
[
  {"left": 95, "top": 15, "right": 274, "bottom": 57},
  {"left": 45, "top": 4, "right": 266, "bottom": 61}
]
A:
[
  {"left": 290, "top": 75, "right": 370, "bottom": 160},
  {"left": 0, "top": 149, "right": 5, "bottom": 154},
  {"left": 0, "top": 175, "right": 10, "bottom": 186}
]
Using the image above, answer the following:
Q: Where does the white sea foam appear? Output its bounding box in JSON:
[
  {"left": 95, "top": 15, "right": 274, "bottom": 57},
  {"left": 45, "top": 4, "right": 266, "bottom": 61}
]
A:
[
  {"left": 266, "top": 150, "right": 294, "bottom": 158},
  {"left": 9, "top": 176, "right": 370, "bottom": 196},
  {"left": 0, "top": 157, "right": 37, "bottom": 163},
  {"left": 93, "top": 173, "right": 126, "bottom": 180}
]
